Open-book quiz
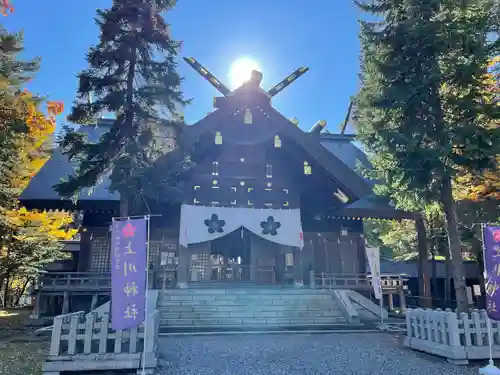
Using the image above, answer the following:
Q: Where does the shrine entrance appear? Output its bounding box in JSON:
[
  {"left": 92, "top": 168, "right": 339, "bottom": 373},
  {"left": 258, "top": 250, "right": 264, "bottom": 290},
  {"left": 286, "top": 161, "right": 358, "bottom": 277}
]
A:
[
  {"left": 187, "top": 228, "right": 253, "bottom": 285},
  {"left": 184, "top": 229, "right": 302, "bottom": 286},
  {"left": 209, "top": 228, "right": 251, "bottom": 283},
  {"left": 177, "top": 205, "right": 304, "bottom": 288}
]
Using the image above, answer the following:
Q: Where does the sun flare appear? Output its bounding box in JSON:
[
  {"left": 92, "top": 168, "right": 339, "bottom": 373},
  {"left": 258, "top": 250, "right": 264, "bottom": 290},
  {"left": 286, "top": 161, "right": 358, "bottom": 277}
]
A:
[{"left": 229, "top": 57, "right": 261, "bottom": 89}]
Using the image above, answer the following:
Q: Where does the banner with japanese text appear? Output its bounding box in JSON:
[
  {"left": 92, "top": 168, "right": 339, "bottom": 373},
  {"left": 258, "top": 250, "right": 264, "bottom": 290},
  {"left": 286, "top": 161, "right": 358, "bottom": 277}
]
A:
[
  {"left": 366, "top": 247, "right": 382, "bottom": 300},
  {"left": 484, "top": 225, "right": 500, "bottom": 321},
  {"left": 111, "top": 218, "right": 148, "bottom": 330}
]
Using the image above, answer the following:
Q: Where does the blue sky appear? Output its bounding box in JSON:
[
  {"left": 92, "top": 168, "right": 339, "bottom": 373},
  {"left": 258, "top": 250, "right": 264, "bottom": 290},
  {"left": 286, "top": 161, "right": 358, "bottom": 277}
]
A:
[{"left": 3, "top": 0, "right": 363, "bottom": 134}]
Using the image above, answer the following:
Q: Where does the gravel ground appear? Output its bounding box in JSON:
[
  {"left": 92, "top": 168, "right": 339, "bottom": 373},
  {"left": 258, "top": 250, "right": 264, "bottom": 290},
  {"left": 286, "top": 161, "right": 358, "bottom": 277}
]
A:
[{"left": 157, "top": 333, "right": 482, "bottom": 375}]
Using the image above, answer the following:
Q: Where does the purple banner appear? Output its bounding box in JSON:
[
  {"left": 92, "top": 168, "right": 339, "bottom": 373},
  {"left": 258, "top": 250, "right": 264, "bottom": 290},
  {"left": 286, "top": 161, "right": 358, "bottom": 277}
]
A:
[
  {"left": 111, "top": 218, "right": 147, "bottom": 330},
  {"left": 484, "top": 225, "right": 500, "bottom": 320}
]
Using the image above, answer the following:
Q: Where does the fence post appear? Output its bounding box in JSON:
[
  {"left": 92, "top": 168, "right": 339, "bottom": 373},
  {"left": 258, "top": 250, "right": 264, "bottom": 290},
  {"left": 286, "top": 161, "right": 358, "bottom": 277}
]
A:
[
  {"left": 83, "top": 313, "right": 94, "bottom": 354},
  {"left": 67, "top": 314, "right": 79, "bottom": 355},
  {"left": 49, "top": 315, "right": 64, "bottom": 356},
  {"left": 445, "top": 311, "right": 461, "bottom": 347},
  {"left": 405, "top": 308, "right": 412, "bottom": 337},
  {"left": 144, "top": 311, "right": 156, "bottom": 354},
  {"left": 99, "top": 313, "right": 110, "bottom": 353}
]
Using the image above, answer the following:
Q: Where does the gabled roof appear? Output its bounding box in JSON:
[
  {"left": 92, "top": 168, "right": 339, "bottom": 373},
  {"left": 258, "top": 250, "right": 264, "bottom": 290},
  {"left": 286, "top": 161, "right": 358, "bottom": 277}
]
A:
[
  {"left": 19, "top": 84, "right": 418, "bottom": 221},
  {"left": 185, "top": 85, "right": 373, "bottom": 200},
  {"left": 20, "top": 122, "right": 119, "bottom": 204},
  {"left": 331, "top": 193, "right": 418, "bottom": 220},
  {"left": 319, "top": 134, "right": 374, "bottom": 186}
]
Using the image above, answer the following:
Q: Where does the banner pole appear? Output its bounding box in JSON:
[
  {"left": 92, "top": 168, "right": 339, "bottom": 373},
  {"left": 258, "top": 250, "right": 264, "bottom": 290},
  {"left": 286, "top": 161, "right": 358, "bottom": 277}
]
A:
[
  {"left": 479, "top": 224, "right": 500, "bottom": 375},
  {"left": 379, "top": 292, "right": 384, "bottom": 326},
  {"left": 141, "top": 215, "right": 151, "bottom": 375}
]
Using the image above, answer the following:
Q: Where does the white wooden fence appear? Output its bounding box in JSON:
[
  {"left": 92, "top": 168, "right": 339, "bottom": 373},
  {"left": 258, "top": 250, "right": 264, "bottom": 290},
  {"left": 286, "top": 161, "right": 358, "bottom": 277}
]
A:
[
  {"left": 404, "top": 308, "right": 500, "bottom": 364},
  {"left": 43, "top": 309, "right": 159, "bottom": 375}
]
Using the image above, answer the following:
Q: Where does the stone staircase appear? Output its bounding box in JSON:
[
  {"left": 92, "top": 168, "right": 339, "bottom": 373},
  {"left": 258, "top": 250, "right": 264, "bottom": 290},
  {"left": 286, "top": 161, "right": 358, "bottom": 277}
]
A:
[{"left": 158, "top": 287, "right": 364, "bottom": 332}]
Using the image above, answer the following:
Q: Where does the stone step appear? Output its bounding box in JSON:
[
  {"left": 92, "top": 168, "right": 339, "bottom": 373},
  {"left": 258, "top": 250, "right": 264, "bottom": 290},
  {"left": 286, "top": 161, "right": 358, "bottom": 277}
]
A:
[
  {"left": 158, "top": 322, "right": 365, "bottom": 334},
  {"left": 158, "top": 305, "right": 342, "bottom": 313},
  {"left": 159, "top": 310, "right": 344, "bottom": 319},
  {"left": 158, "top": 304, "right": 340, "bottom": 311},
  {"left": 161, "top": 288, "right": 335, "bottom": 295},
  {"left": 159, "top": 316, "right": 347, "bottom": 327},
  {"left": 158, "top": 296, "right": 334, "bottom": 306},
  {"left": 160, "top": 294, "right": 335, "bottom": 302},
  {"left": 156, "top": 288, "right": 353, "bottom": 331}
]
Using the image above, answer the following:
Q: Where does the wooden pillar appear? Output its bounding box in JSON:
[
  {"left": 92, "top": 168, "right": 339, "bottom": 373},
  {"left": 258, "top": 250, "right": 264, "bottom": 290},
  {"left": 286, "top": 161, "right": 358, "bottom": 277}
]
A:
[
  {"left": 90, "top": 292, "right": 98, "bottom": 311},
  {"left": 309, "top": 269, "right": 315, "bottom": 288},
  {"left": 62, "top": 291, "right": 70, "bottom": 314},
  {"left": 416, "top": 217, "right": 432, "bottom": 308},
  {"left": 177, "top": 247, "right": 189, "bottom": 288},
  {"left": 293, "top": 247, "right": 304, "bottom": 287},
  {"left": 399, "top": 287, "right": 407, "bottom": 313},
  {"left": 358, "top": 234, "right": 367, "bottom": 275},
  {"left": 31, "top": 292, "right": 41, "bottom": 319},
  {"left": 78, "top": 229, "right": 92, "bottom": 272},
  {"left": 388, "top": 293, "right": 394, "bottom": 311}
]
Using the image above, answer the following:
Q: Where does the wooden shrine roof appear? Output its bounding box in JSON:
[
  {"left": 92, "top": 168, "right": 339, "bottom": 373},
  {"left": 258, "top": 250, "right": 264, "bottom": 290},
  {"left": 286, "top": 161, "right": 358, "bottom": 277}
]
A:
[
  {"left": 19, "top": 119, "right": 119, "bottom": 207},
  {"left": 19, "top": 85, "right": 418, "bottom": 221}
]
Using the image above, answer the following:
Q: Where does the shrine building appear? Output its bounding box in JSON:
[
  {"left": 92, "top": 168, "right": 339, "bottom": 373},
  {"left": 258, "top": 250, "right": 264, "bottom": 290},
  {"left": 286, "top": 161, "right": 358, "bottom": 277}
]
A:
[{"left": 20, "top": 59, "right": 420, "bottom": 318}]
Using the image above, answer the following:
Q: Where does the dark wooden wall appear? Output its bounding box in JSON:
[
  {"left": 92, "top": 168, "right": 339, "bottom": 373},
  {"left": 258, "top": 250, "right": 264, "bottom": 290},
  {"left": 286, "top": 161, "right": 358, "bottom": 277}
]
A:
[{"left": 187, "top": 141, "right": 301, "bottom": 209}]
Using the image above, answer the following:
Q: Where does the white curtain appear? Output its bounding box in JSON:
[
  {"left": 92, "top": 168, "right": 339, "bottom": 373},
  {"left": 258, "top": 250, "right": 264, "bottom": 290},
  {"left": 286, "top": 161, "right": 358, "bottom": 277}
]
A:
[{"left": 179, "top": 204, "right": 303, "bottom": 248}]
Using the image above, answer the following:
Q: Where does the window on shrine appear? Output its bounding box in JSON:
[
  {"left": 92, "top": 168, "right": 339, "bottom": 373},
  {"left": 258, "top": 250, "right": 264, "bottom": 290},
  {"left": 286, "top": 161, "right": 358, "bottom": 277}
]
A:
[
  {"left": 90, "top": 236, "right": 110, "bottom": 272},
  {"left": 265, "top": 164, "right": 272, "bottom": 178},
  {"left": 212, "top": 161, "right": 219, "bottom": 176}
]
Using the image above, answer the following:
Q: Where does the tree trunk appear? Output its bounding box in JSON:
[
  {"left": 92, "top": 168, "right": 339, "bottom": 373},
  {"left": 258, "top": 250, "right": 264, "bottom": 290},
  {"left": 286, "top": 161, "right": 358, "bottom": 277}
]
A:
[
  {"left": 14, "top": 278, "right": 31, "bottom": 306},
  {"left": 445, "top": 255, "right": 452, "bottom": 306},
  {"left": 431, "top": 252, "right": 438, "bottom": 307},
  {"left": 2, "top": 274, "right": 10, "bottom": 308},
  {"left": 120, "top": 196, "right": 129, "bottom": 217},
  {"left": 118, "top": 26, "right": 137, "bottom": 219},
  {"left": 416, "top": 217, "right": 432, "bottom": 307},
  {"left": 475, "top": 244, "right": 486, "bottom": 308},
  {"left": 441, "top": 175, "right": 468, "bottom": 313}
]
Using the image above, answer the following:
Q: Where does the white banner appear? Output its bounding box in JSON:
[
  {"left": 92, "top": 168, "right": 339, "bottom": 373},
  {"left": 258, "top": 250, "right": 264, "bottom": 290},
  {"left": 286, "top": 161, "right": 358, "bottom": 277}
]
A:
[
  {"left": 366, "top": 246, "right": 382, "bottom": 300},
  {"left": 179, "top": 204, "right": 304, "bottom": 248}
]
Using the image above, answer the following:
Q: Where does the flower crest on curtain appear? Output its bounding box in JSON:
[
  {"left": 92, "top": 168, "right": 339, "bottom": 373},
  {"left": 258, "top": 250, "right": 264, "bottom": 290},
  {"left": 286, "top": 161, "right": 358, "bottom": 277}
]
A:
[{"left": 179, "top": 205, "right": 303, "bottom": 248}]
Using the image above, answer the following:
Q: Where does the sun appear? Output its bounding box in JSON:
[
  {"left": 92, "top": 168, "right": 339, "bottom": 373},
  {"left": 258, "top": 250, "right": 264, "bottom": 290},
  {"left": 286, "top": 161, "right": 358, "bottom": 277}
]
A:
[{"left": 229, "top": 57, "right": 261, "bottom": 89}]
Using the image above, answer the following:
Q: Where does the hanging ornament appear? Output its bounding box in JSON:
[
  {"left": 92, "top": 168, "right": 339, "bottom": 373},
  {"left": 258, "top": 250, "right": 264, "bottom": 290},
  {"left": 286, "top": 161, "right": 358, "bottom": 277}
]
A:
[
  {"left": 304, "top": 161, "right": 312, "bottom": 175},
  {"left": 244, "top": 109, "right": 253, "bottom": 124},
  {"left": 274, "top": 135, "right": 281, "bottom": 148},
  {"left": 215, "top": 131, "right": 222, "bottom": 144}
]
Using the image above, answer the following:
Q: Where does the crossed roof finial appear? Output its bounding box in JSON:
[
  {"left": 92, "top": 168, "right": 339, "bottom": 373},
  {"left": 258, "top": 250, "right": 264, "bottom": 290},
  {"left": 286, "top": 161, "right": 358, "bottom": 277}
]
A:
[{"left": 183, "top": 57, "right": 309, "bottom": 98}]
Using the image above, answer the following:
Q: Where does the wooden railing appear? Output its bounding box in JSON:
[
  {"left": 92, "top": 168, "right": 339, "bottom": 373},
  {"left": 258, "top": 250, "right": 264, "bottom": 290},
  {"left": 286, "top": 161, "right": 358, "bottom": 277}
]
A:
[
  {"left": 44, "top": 309, "right": 159, "bottom": 374},
  {"left": 312, "top": 272, "right": 369, "bottom": 289},
  {"left": 312, "top": 272, "right": 409, "bottom": 291},
  {"left": 367, "top": 274, "right": 409, "bottom": 290},
  {"left": 188, "top": 265, "right": 277, "bottom": 285},
  {"left": 38, "top": 272, "right": 111, "bottom": 291}
]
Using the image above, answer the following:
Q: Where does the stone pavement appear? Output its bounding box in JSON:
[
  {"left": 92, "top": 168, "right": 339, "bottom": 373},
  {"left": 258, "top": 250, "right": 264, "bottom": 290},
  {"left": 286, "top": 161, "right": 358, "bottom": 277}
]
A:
[{"left": 157, "top": 332, "right": 481, "bottom": 375}]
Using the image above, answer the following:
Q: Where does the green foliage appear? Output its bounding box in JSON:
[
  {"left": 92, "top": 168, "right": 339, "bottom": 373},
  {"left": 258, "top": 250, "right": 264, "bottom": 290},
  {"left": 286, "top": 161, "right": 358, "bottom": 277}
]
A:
[
  {"left": 354, "top": 0, "right": 499, "bottom": 311},
  {"left": 55, "top": 0, "right": 190, "bottom": 205},
  {"left": 355, "top": 0, "right": 499, "bottom": 203},
  {"left": 0, "top": 28, "right": 39, "bottom": 91},
  {"left": 0, "top": 27, "right": 76, "bottom": 306}
]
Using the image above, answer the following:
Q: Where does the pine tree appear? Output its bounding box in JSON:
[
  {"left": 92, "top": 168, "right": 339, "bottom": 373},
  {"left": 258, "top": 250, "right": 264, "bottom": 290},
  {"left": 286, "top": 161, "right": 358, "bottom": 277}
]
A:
[
  {"left": 55, "top": 0, "right": 189, "bottom": 215},
  {"left": 354, "top": 0, "right": 499, "bottom": 313}
]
